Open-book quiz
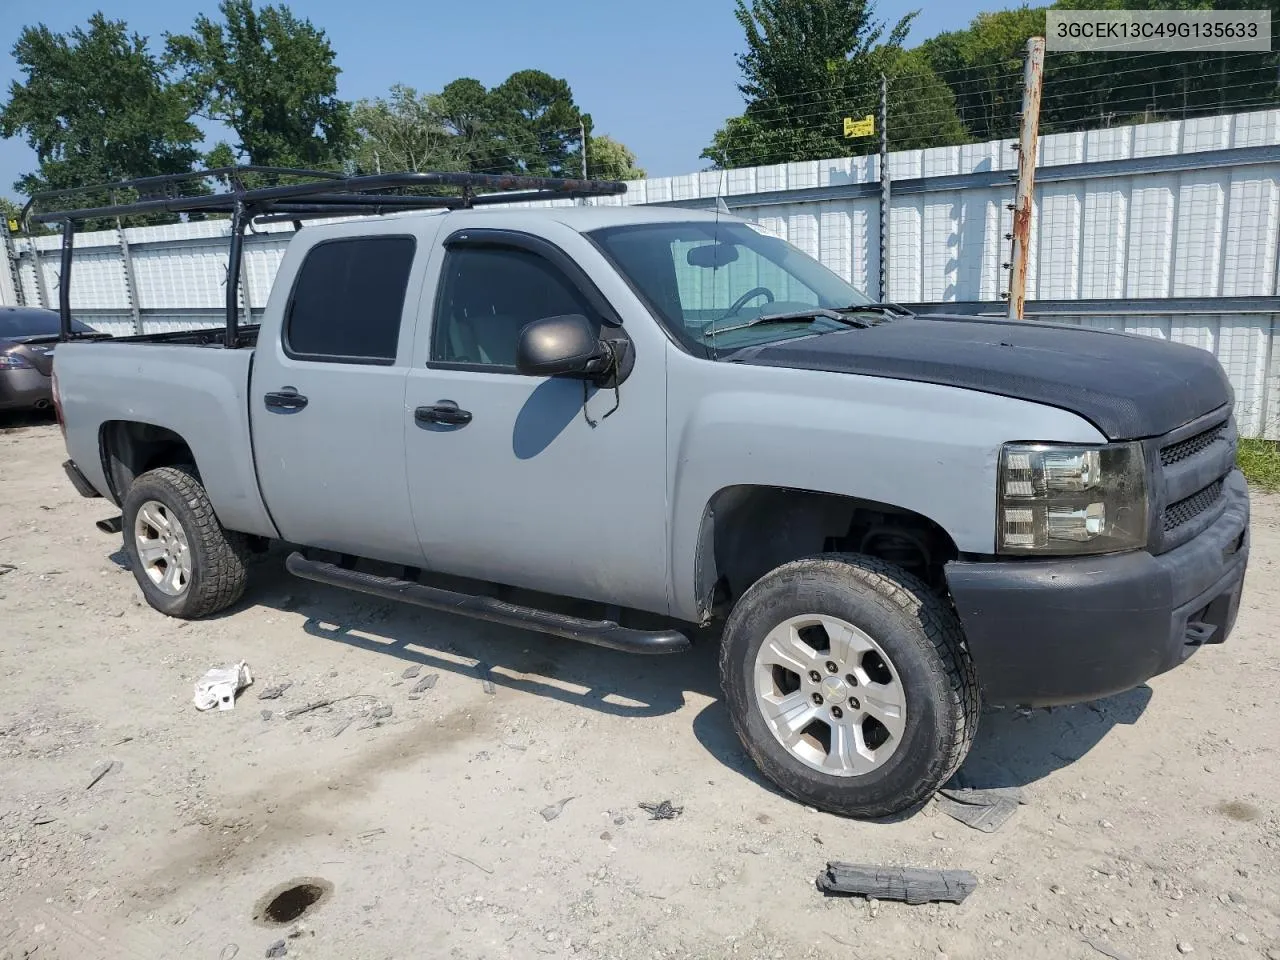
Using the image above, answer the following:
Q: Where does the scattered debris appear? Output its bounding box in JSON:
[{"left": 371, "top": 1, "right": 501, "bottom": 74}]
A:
[
  {"left": 31, "top": 815, "right": 56, "bottom": 826},
  {"left": 1083, "top": 937, "right": 1133, "bottom": 960},
  {"left": 935, "top": 792, "right": 1020, "bottom": 833},
  {"left": 447, "top": 850, "right": 494, "bottom": 875},
  {"left": 411, "top": 673, "right": 438, "bottom": 694},
  {"left": 258, "top": 683, "right": 292, "bottom": 701},
  {"left": 359, "top": 828, "right": 386, "bottom": 841},
  {"left": 193, "top": 661, "right": 253, "bottom": 711},
  {"left": 219, "top": 946, "right": 239, "bottom": 960},
  {"left": 0, "top": 563, "right": 15, "bottom": 576},
  {"left": 331, "top": 718, "right": 355, "bottom": 738},
  {"left": 476, "top": 662, "right": 495, "bottom": 695},
  {"left": 1176, "top": 943, "right": 1193, "bottom": 954},
  {"left": 265, "top": 940, "right": 287, "bottom": 958},
  {"left": 261, "top": 710, "right": 273, "bottom": 721},
  {"left": 284, "top": 694, "right": 376, "bottom": 719},
  {"left": 85, "top": 760, "right": 120, "bottom": 791},
  {"left": 540, "top": 797, "right": 576, "bottom": 821},
  {"left": 113, "top": 736, "right": 133, "bottom": 746},
  {"left": 370, "top": 704, "right": 392, "bottom": 721},
  {"left": 639, "top": 800, "right": 683, "bottom": 821},
  {"left": 816, "top": 863, "right": 978, "bottom": 905},
  {"left": 401, "top": 665, "right": 421, "bottom": 679}
]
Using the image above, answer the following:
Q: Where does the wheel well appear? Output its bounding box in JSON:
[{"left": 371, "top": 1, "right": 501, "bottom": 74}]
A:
[
  {"left": 700, "top": 486, "right": 958, "bottom": 616},
  {"left": 99, "top": 421, "right": 197, "bottom": 504}
]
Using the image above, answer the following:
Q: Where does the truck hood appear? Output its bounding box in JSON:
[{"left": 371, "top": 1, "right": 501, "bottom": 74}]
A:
[{"left": 727, "top": 314, "right": 1233, "bottom": 440}]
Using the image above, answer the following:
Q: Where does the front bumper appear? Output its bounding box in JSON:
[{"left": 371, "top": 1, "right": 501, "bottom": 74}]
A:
[
  {"left": 0, "top": 368, "right": 52, "bottom": 411},
  {"left": 946, "top": 469, "right": 1249, "bottom": 707}
]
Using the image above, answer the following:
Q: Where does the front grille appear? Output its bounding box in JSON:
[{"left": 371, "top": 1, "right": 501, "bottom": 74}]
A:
[
  {"left": 1163, "top": 480, "right": 1225, "bottom": 532},
  {"left": 1161, "top": 422, "right": 1226, "bottom": 466}
]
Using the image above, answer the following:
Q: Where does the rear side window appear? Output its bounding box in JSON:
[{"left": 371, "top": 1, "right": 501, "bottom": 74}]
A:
[{"left": 285, "top": 236, "right": 416, "bottom": 363}]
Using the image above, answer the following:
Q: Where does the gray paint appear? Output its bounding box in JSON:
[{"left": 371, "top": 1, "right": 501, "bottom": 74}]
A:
[
  {"left": 55, "top": 342, "right": 278, "bottom": 538},
  {"left": 248, "top": 215, "right": 441, "bottom": 567},
  {"left": 55, "top": 205, "right": 1152, "bottom": 626},
  {"left": 662, "top": 350, "right": 1104, "bottom": 621},
  {"left": 404, "top": 213, "right": 672, "bottom": 613}
]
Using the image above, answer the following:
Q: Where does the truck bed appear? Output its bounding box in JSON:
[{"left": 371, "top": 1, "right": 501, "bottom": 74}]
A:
[
  {"left": 54, "top": 337, "right": 278, "bottom": 539},
  {"left": 91, "top": 325, "right": 261, "bottom": 348}
]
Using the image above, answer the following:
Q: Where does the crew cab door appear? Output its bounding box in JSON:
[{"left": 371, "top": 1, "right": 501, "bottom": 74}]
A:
[
  {"left": 250, "top": 222, "right": 437, "bottom": 566},
  {"left": 404, "top": 226, "right": 669, "bottom": 614}
]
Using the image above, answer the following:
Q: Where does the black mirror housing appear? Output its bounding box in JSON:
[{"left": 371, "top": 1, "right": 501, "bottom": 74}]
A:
[{"left": 516, "top": 314, "right": 610, "bottom": 378}]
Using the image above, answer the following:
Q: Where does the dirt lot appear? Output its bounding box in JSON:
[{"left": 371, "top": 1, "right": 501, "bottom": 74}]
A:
[{"left": 0, "top": 418, "right": 1278, "bottom": 960}]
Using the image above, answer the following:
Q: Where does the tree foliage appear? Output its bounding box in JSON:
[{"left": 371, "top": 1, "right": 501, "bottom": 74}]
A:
[
  {"left": 921, "top": 0, "right": 1280, "bottom": 142},
  {"left": 0, "top": 13, "right": 201, "bottom": 197},
  {"left": 166, "top": 0, "right": 351, "bottom": 169},
  {"left": 703, "top": 0, "right": 966, "bottom": 167},
  {"left": 587, "top": 135, "right": 646, "bottom": 180},
  {"left": 352, "top": 84, "right": 463, "bottom": 173}
]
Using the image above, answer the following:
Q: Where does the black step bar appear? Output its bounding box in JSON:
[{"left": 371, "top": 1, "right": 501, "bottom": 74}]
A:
[{"left": 285, "top": 552, "right": 691, "bottom": 655}]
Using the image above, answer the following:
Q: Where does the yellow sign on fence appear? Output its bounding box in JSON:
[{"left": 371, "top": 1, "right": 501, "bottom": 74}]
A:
[
  {"left": 843, "top": 115, "right": 875, "bottom": 138},
  {"left": 6, "top": 218, "right": 18, "bottom": 234}
]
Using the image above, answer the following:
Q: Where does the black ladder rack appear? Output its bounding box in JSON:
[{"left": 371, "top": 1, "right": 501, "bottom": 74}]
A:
[{"left": 20, "top": 166, "right": 629, "bottom": 345}]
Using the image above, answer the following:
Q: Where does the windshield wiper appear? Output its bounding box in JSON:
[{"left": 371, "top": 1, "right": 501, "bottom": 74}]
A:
[
  {"left": 837, "top": 301, "right": 914, "bottom": 318},
  {"left": 701, "top": 307, "right": 871, "bottom": 339}
]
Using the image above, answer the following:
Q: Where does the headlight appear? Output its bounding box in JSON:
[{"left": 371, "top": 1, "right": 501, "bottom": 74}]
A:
[{"left": 997, "top": 442, "right": 1147, "bottom": 555}]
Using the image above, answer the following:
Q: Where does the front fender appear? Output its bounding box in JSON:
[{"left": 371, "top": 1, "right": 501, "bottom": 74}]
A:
[{"left": 665, "top": 352, "right": 1107, "bottom": 621}]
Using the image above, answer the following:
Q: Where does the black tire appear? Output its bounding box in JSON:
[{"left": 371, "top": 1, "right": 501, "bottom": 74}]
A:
[
  {"left": 720, "top": 554, "right": 980, "bottom": 819},
  {"left": 122, "top": 465, "right": 250, "bottom": 619}
]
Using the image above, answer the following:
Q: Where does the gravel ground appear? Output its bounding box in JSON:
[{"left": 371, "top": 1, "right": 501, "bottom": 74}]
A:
[{"left": 1, "top": 417, "right": 1278, "bottom": 960}]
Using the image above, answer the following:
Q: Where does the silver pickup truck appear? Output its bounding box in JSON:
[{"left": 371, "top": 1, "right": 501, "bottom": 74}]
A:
[{"left": 38, "top": 169, "right": 1249, "bottom": 818}]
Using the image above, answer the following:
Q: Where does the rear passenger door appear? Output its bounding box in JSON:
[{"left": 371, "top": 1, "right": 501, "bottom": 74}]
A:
[{"left": 250, "top": 223, "right": 436, "bottom": 566}]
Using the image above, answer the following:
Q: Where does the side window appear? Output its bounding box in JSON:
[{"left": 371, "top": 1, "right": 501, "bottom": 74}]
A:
[
  {"left": 285, "top": 236, "right": 416, "bottom": 364},
  {"left": 432, "top": 245, "right": 596, "bottom": 369}
]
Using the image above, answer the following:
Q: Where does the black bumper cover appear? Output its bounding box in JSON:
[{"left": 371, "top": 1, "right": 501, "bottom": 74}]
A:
[{"left": 946, "top": 469, "right": 1249, "bottom": 707}]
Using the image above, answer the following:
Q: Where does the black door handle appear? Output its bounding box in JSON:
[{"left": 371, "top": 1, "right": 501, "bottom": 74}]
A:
[
  {"left": 415, "top": 400, "right": 472, "bottom": 427},
  {"left": 264, "top": 388, "right": 308, "bottom": 412}
]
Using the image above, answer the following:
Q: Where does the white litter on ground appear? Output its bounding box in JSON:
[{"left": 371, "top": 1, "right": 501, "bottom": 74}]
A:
[{"left": 193, "top": 661, "right": 253, "bottom": 711}]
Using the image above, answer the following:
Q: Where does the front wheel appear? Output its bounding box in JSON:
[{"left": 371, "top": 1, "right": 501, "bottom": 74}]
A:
[
  {"left": 122, "top": 465, "right": 250, "bottom": 619},
  {"left": 719, "top": 554, "right": 980, "bottom": 818}
]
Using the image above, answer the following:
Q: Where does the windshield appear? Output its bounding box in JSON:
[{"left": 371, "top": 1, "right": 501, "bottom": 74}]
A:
[
  {"left": 589, "top": 220, "right": 874, "bottom": 352},
  {"left": 0, "top": 309, "right": 93, "bottom": 339}
]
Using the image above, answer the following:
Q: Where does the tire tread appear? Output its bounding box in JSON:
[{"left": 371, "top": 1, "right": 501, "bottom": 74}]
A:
[{"left": 719, "top": 553, "right": 981, "bottom": 818}]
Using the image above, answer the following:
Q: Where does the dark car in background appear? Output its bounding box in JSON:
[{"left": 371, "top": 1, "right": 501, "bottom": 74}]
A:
[{"left": 0, "top": 307, "right": 99, "bottom": 412}]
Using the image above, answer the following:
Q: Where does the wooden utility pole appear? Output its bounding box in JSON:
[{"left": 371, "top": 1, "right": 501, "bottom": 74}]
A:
[{"left": 1007, "top": 36, "right": 1045, "bottom": 321}]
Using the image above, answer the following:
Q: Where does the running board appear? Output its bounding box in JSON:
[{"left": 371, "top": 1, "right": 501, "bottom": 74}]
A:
[{"left": 285, "top": 552, "right": 691, "bottom": 655}]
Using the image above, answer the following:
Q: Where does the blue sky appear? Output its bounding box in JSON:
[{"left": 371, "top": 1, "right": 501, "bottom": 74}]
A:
[{"left": 0, "top": 0, "right": 995, "bottom": 199}]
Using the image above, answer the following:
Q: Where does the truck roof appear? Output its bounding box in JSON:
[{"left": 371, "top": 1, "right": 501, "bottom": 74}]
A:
[{"left": 296, "top": 203, "right": 733, "bottom": 241}]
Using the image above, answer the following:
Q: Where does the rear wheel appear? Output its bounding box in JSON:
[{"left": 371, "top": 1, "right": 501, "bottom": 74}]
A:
[
  {"left": 122, "top": 465, "right": 249, "bottom": 619},
  {"left": 720, "top": 554, "right": 980, "bottom": 818}
]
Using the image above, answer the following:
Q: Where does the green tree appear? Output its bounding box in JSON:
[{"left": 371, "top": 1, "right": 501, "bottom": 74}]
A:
[
  {"left": 166, "top": 0, "right": 351, "bottom": 169},
  {"left": 587, "top": 134, "right": 646, "bottom": 180},
  {"left": 0, "top": 14, "right": 201, "bottom": 199},
  {"left": 436, "top": 71, "right": 594, "bottom": 177},
  {"left": 486, "top": 69, "right": 588, "bottom": 177},
  {"left": 919, "top": 0, "right": 1280, "bottom": 142},
  {"left": 703, "top": 0, "right": 966, "bottom": 167},
  {"left": 351, "top": 84, "right": 464, "bottom": 173}
]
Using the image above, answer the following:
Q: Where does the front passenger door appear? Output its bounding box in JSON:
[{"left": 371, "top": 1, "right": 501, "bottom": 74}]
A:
[{"left": 404, "top": 229, "right": 669, "bottom": 614}]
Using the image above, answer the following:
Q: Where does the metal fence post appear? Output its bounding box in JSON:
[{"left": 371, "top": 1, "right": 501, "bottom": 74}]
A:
[
  {"left": 28, "top": 237, "right": 51, "bottom": 310},
  {"left": 116, "top": 219, "right": 143, "bottom": 335},
  {"left": 1, "top": 216, "right": 25, "bottom": 307},
  {"left": 878, "top": 73, "right": 890, "bottom": 302},
  {"left": 1007, "top": 36, "right": 1046, "bottom": 321}
]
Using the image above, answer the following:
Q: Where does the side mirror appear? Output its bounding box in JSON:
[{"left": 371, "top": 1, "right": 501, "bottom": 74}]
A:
[{"left": 516, "top": 314, "right": 610, "bottom": 378}]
